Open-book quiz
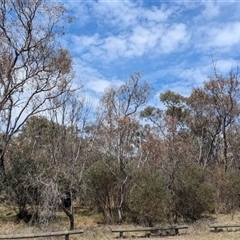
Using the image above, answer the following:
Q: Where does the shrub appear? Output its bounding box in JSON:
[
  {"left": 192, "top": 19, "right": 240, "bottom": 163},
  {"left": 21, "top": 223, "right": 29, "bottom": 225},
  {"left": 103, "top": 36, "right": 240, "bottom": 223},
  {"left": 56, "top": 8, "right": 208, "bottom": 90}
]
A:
[
  {"left": 84, "top": 160, "right": 120, "bottom": 222},
  {"left": 128, "top": 167, "right": 170, "bottom": 226},
  {"left": 216, "top": 170, "right": 240, "bottom": 213},
  {"left": 5, "top": 146, "right": 46, "bottom": 222},
  {"left": 172, "top": 164, "right": 215, "bottom": 221}
]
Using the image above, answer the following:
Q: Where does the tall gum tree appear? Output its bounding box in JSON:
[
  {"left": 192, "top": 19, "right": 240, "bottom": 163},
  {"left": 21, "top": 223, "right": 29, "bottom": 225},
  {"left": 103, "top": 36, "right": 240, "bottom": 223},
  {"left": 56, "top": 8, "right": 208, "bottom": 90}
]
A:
[
  {"left": 205, "top": 72, "right": 240, "bottom": 171},
  {"left": 0, "top": 0, "right": 74, "bottom": 170},
  {"left": 6, "top": 91, "right": 93, "bottom": 229},
  {"left": 98, "top": 72, "right": 153, "bottom": 223},
  {"left": 187, "top": 70, "right": 240, "bottom": 171},
  {"left": 140, "top": 94, "right": 192, "bottom": 191},
  {"left": 45, "top": 92, "right": 94, "bottom": 230}
]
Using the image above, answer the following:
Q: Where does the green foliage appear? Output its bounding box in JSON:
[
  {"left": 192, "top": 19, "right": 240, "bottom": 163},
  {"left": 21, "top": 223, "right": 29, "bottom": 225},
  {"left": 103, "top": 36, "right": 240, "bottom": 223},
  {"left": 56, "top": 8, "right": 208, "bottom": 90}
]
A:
[
  {"left": 3, "top": 71, "right": 240, "bottom": 227},
  {"left": 128, "top": 167, "right": 170, "bottom": 226},
  {"left": 4, "top": 115, "right": 81, "bottom": 224},
  {"left": 160, "top": 90, "right": 187, "bottom": 119},
  {"left": 140, "top": 106, "right": 162, "bottom": 119},
  {"left": 217, "top": 170, "right": 240, "bottom": 213},
  {"left": 84, "top": 159, "right": 120, "bottom": 222},
  {"left": 172, "top": 165, "right": 215, "bottom": 221},
  {"left": 5, "top": 144, "right": 47, "bottom": 222},
  {"left": 160, "top": 90, "right": 186, "bottom": 107}
]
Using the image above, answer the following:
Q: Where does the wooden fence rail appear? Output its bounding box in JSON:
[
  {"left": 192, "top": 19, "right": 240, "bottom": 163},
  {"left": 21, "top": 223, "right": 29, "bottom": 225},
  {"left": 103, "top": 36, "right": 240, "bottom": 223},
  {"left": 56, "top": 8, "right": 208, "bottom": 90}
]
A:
[
  {"left": 209, "top": 224, "right": 240, "bottom": 232},
  {"left": 111, "top": 225, "right": 188, "bottom": 238},
  {"left": 0, "top": 229, "right": 84, "bottom": 240}
]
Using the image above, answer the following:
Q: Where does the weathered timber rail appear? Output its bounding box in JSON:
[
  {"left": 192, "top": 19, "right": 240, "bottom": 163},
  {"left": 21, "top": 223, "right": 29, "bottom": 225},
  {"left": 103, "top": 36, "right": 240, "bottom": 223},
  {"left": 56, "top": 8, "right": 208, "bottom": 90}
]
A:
[
  {"left": 111, "top": 224, "right": 188, "bottom": 238},
  {"left": 0, "top": 229, "right": 84, "bottom": 240},
  {"left": 210, "top": 224, "right": 240, "bottom": 232}
]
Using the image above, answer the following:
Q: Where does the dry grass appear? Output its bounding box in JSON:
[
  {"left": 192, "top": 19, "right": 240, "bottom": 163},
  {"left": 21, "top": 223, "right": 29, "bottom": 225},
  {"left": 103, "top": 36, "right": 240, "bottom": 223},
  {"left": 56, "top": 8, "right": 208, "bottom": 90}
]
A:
[{"left": 0, "top": 206, "right": 240, "bottom": 240}]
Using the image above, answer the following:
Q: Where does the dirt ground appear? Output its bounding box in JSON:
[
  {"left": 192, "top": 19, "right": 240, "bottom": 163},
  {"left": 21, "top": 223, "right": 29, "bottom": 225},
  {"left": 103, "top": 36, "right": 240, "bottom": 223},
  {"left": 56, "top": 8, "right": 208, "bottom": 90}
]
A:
[
  {"left": 79, "top": 212, "right": 240, "bottom": 240},
  {"left": 1, "top": 207, "right": 240, "bottom": 240},
  {"left": 0, "top": 221, "right": 240, "bottom": 240}
]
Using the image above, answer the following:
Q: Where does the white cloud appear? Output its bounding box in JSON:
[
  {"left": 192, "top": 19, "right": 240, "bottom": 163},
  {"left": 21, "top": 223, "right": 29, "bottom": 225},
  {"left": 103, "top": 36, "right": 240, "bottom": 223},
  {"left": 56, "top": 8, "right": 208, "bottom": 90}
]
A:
[
  {"left": 101, "top": 35, "right": 128, "bottom": 59},
  {"left": 143, "top": 5, "right": 173, "bottom": 23},
  {"left": 66, "top": 1, "right": 191, "bottom": 63},
  {"left": 213, "top": 59, "right": 239, "bottom": 74},
  {"left": 126, "top": 25, "right": 161, "bottom": 57},
  {"left": 92, "top": 0, "right": 139, "bottom": 29},
  {"left": 210, "top": 22, "right": 240, "bottom": 47},
  {"left": 92, "top": 1, "right": 174, "bottom": 30},
  {"left": 161, "top": 23, "right": 189, "bottom": 53},
  {"left": 200, "top": 2, "right": 220, "bottom": 20},
  {"left": 190, "top": 20, "right": 240, "bottom": 56},
  {"left": 178, "top": 66, "right": 210, "bottom": 85},
  {"left": 65, "top": 2, "right": 91, "bottom": 27},
  {"left": 70, "top": 21, "right": 190, "bottom": 62},
  {"left": 62, "top": 1, "right": 240, "bottom": 110},
  {"left": 152, "top": 62, "right": 212, "bottom": 96},
  {"left": 159, "top": 59, "right": 238, "bottom": 97},
  {"left": 86, "top": 79, "right": 111, "bottom": 93},
  {"left": 72, "top": 57, "right": 124, "bottom": 108},
  {"left": 71, "top": 34, "right": 103, "bottom": 54}
]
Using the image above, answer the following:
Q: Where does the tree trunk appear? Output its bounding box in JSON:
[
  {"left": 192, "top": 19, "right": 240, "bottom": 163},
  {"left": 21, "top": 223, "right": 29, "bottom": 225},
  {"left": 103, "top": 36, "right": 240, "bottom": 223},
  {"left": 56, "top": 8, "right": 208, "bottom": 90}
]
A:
[
  {"left": 61, "top": 199, "right": 74, "bottom": 230},
  {"left": 223, "top": 118, "right": 228, "bottom": 172}
]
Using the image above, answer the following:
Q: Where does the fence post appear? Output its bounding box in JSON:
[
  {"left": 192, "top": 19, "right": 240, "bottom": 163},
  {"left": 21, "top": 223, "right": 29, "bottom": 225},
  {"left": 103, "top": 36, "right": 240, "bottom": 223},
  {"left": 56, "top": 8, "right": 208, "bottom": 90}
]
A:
[{"left": 65, "top": 234, "right": 69, "bottom": 240}]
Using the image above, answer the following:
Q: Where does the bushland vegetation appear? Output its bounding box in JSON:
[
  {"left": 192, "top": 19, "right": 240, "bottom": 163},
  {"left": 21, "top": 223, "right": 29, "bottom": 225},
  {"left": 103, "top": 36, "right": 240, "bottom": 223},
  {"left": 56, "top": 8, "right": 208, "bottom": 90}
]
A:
[
  {"left": 1, "top": 0, "right": 240, "bottom": 231},
  {"left": 2, "top": 69, "right": 240, "bottom": 230}
]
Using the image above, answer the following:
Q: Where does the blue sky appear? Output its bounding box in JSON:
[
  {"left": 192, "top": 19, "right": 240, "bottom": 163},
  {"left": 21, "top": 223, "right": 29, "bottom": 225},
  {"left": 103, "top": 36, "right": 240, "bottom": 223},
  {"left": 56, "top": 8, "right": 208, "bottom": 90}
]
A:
[{"left": 61, "top": 1, "right": 240, "bottom": 108}]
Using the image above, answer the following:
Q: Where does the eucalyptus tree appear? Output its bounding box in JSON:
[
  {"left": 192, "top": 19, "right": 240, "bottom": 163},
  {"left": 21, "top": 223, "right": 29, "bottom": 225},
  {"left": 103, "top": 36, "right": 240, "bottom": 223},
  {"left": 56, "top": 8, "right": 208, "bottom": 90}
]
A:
[
  {"left": 97, "top": 72, "right": 153, "bottom": 222},
  {"left": 5, "top": 91, "right": 92, "bottom": 229},
  {"left": 160, "top": 90, "right": 188, "bottom": 121},
  {"left": 140, "top": 91, "right": 192, "bottom": 190},
  {"left": 0, "top": 0, "right": 74, "bottom": 170},
  {"left": 140, "top": 91, "right": 217, "bottom": 221},
  {"left": 187, "top": 71, "right": 240, "bottom": 171},
  {"left": 43, "top": 92, "right": 94, "bottom": 230},
  {"left": 5, "top": 116, "right": 55, "bottom": 223}
]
